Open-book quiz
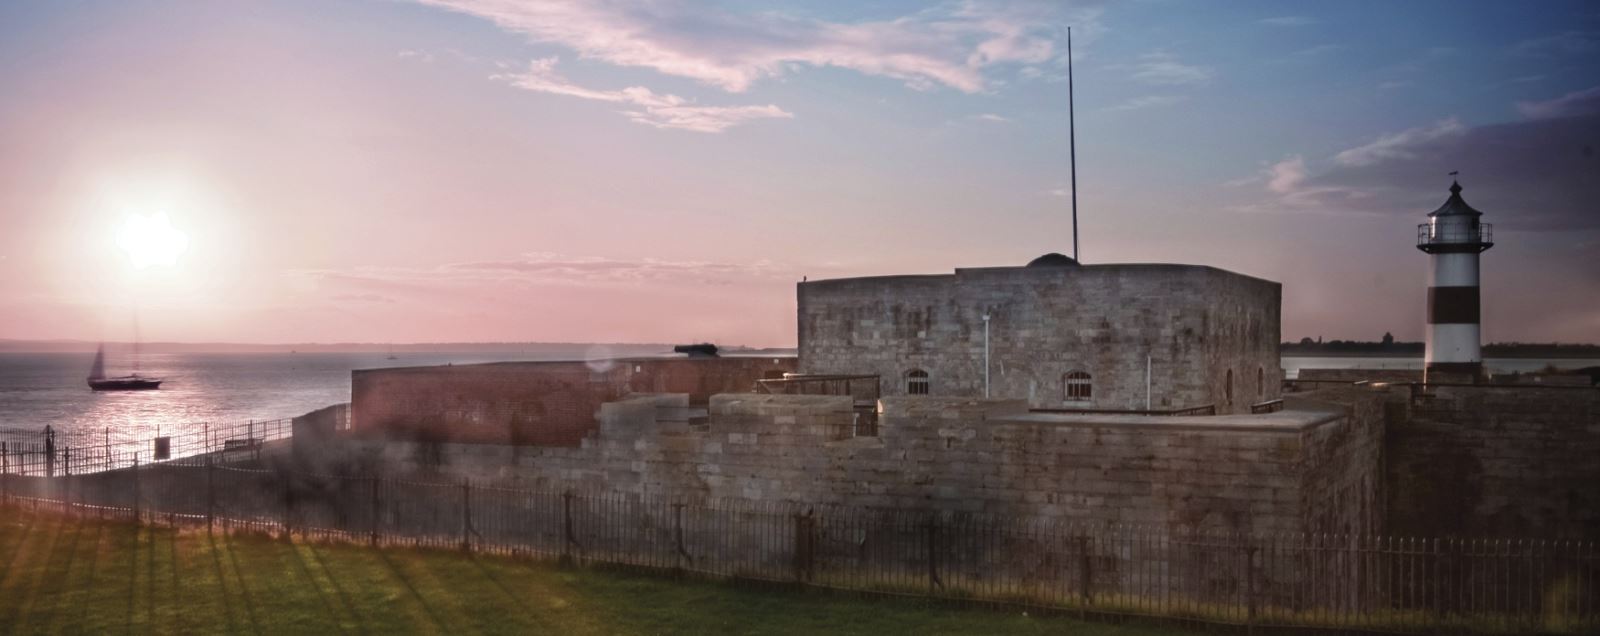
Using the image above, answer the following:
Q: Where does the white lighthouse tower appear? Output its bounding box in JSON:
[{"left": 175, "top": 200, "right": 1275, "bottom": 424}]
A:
[{"left": 1417, "top": 180, "right": 1493, "bottom": 381}]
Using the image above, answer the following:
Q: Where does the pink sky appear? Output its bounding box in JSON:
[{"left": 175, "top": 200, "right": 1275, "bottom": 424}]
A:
[{"left": 1, "top": 1, "right": 1595, "bottom": 347}]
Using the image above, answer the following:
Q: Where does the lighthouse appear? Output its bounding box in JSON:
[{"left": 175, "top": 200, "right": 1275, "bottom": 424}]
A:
[{"left": 1417, "top": 180, "right": 1493, "bottom": 381}]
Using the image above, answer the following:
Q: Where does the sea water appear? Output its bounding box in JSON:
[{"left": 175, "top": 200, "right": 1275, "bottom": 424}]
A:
[{"left": 1, "top": 352, "right": 1594, "bottom": 446}]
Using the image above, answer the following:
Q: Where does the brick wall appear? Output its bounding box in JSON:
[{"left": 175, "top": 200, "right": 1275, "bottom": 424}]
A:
[{"left": 350, "top": 357, "right": 795, "bottom": 447}]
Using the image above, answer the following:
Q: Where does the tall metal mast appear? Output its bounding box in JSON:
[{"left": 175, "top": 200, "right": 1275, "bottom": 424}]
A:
[{"left": 1068, "top": 26, "right": 1079, "bottom": 262}]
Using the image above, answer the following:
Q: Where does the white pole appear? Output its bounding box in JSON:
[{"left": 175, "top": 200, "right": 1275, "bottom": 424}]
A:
[{"left": 983, "top": 314, "right": 992, "bottom": 398}]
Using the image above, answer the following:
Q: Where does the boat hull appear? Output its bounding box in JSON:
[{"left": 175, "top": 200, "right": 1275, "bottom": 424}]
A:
[{"left": 88, "top": 378, "right": 163, "bottom": 391}]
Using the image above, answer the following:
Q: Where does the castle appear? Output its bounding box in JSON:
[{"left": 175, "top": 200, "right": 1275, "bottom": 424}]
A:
[{"left": 320, "top": 182, "right": 1595, "bottom": 541}]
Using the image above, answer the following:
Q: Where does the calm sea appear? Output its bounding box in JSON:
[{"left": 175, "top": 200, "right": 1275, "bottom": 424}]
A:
[
  {"left": 2, "top": 352, "right": 1595, "bottom": 446},
  {"left": 0, "top": 348, "right": 660, "bottom": 447}
]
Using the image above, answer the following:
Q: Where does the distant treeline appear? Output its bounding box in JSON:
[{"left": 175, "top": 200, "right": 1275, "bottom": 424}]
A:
[{"left": 1283, "top": 340, "right": 1600, "bottom": 358}]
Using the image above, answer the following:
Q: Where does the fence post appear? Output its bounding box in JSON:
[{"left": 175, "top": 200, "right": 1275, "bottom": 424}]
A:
[
  {"left": 561, "top": 491, "right": 576, "bottom": 566},
  {"left": 205, "top": 454, "right": 215, "bottom": 531},
  {"left": 369, "top": 476, "right": 380, "bottom": 546},
  {"left": 1078, "top": 535, "right": 1093, "bottom": 618},
  {"left": 792, "top": 510, "right": 814, "bottom": 583},
  {"left": 131, "top": 452, "right": 140, "bottom": 522},
  {"left": 927, "top": 515, "right": 942, "bottom": 594},
  {"left": 282, "top": 473, "right": 294, "bottom": 540},
  {"left": 459, "top": 478, "right": 471, "bottom": 552},
  {"left": 2, "top": 441, "right": 8, "bottom": 507},
  {"left": 673, "top": 503, "right": 687, "bottom": 577},
  {"left": 1246, "top": 544, "right": 1258, "bottom": 635}
]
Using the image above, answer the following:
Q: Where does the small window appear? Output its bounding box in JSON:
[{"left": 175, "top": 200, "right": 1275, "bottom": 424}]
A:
[
  {"left": 1064, "top": 371, "right": 1092, "bottom": 402},
  {"left": 762, "top": 370, "right": 787, "bottom": 380},
  {"left": 906, "top": 369, "right": 930, "bottom": 395},
  {"left": 1257, "top": 367, "right": 1265, "bottom": 398},
  {"left": 1225, "top": 369, "right": 1234, "bottom": 406}
]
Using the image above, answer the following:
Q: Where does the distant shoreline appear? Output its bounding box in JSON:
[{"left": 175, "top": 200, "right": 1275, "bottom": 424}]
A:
[{"left": 1282, "top": 352, "right": 1600, "bottom": 360}]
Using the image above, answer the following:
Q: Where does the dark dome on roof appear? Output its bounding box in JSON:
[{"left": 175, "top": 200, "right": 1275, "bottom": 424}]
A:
[
  {"left": 1026, "top": 252, "right": 1080, "bottom": 268},
  {"left": 1428, "top": 181, "right": 1486, "bottom": 217}
]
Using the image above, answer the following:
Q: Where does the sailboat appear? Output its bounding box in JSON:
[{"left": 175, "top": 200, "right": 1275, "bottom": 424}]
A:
[{"left": 87, "top": 344, "right": 162, "bottom": 391}]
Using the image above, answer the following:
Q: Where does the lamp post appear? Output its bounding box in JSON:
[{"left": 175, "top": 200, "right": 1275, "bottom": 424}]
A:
[{"left": 982, "top": 313, "right": 991, "bottom": 398}]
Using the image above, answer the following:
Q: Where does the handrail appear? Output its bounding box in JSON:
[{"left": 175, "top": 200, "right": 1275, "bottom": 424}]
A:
[{"left": 1032, "top": 404, "right": 1217, "bottom": 416}]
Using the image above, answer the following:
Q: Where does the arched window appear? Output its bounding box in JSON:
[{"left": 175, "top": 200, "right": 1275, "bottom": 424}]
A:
[
  {"left": 1257, "top": 367, "right": 1265, "bottom": 398},
  {"left": 1225, "top": 369, "right": 1234, "bottom": 406},
  {"left": 906, "top": 369, "right": 930, "bottom": 395},
  {"left": 1064, "top": 371, "right": 1092, "bottom": 402}
]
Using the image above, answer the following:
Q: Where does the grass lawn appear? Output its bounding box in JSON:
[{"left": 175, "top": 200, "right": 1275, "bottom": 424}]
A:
[{"left": 0, "top": 510, "right": 1197, "bottom": 635}]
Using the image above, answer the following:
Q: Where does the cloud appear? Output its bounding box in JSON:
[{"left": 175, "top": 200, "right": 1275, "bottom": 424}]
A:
[
  {"left": 972, "top": 113, "right": 1011, "bottom": 122},
  {"left": 1333, "top": 118, "right": 1466, "bottom": 167},
  {"left": 331, "top": 293, "right": 396, "bottom": 303},
  {"left": 1117, "top": 52, "right": 1213, "bottom": 86},
  {"left": 397, "top": 49, "right": 435, "bottom": 63},
  {"left": 1266, "top": 156, "right": 1307, "bottom": 194},
  {"left": 1510, "top": 31, "right": 1598, "bottom": 57},
  {"left": 1292, "top": 44, "right": 1342, "bottom": 57},
  {"left": 1259, "top": 16, "right": 1314, "bottom": 27},
  {"left": 1102, "top": 94, "right": 1186, "bottom": 112},
  {"left": 416, "top": 1, "right": 1094, "bottom": 94},
  {"left": 296, "top": 253, "right": 812, "bottom": 292},
  {"left": 1516, "top": 85, "right": 1600, "bottom": 120},
  {"left": 1249, "top": 110, "right": 1600, "bottom": 230},
  {"left": 494, "top": 58, "right": 791, "bottom": 132}
]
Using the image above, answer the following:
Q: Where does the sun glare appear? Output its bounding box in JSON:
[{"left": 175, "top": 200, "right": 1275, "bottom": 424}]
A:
[{"left": 117, "top": 211, "right": 189, "bottom": 269}]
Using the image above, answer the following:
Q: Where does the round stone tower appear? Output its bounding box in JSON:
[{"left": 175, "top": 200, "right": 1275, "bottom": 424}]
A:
[{"left": 1417, "top": 180, "right": 1493, "bottom": 381}]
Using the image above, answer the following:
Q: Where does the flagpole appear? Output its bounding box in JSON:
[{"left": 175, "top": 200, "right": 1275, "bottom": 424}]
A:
[{"left": 1068, "top": 26, "right": 1079, "bottom": 262}]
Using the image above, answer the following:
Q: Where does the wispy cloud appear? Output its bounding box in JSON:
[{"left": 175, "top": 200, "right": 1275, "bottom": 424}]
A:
[
  {"left": 1117, "top": 52, "right": 1214, "bottom": 86},
  {"left": 397, "top": 49, "right": 435, "bottom": 63},
  {"left": 1259, "top": 16, "right": 1314, "bottom": 27},
  {"left": 330, "top": 292, "right": 396, "bottom": 303},
  {"left": 971, "top": 113, "right": 1011, "bottom": 122},
  {"left": 1516, "top": 85, "right": 1600, "bottom": 120},
  {"left": 1510, "top": 31, "right": 1598, "bottom": 57},
  {"left": 1266, "top": 156, "right": 1307, "bottom": 194},
  {"left": 1333, "top": 118, "right": 1465, "bottom": 167},
  {"left": 416, "top": 1, "right": 1093, "bottom": 94},
  {"left": 493, "top": 58, "right": 791, "bottom": 132},
  {"left": 1292, "top": 44, "right": 1342, "bottom": 57},
  {"left": 1240, "top": 104, "right": 1600, "bottom": 230},
  {"left": 1103, "top": 94, "right": 1186, "bottom": 112},
  {"left": 297, "top": 253, "right": 810, "bottom": 290}
]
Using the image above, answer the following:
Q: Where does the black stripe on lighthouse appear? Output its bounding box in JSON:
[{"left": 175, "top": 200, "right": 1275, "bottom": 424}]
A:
[{"left": 1427, "top": 286, "right": 1480, "bottom": 324}]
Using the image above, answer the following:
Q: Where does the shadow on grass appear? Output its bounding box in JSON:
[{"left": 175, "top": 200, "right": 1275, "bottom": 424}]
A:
[{"left": 376, "top": 548, "right": 448, "bottom": 631}]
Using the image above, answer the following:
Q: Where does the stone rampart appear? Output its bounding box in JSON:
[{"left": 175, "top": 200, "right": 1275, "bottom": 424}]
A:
[
  {"left": 338, "top": 392, "right": 1381, "bottom": 537},
  {"left": 1383, "top": 385, "right": 1600, "bottom": 539}
]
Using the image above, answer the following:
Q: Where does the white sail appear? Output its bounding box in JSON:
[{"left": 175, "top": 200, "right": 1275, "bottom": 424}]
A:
[{"left": 89, "top": 345, "right": 107, "bottom": 380}]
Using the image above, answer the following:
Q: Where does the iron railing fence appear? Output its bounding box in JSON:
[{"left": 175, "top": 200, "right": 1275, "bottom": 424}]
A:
[
  {"left": 1, "top": 465, "right": 1595, "bottom": 635},
  {"left": 0, "top": 416, "right": 303, "bottom": 477}
]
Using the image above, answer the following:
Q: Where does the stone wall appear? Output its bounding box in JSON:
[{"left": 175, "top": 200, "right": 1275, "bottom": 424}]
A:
[
  {"left": 337, "top": 393, "right": 1379, "bottom": 537},
  {"left": 350, "top": 357, "right": 795, "bottom": 447},
  {"left": 797, "top": 264, "right": 1281, "bottom": 413},
  {"left": 1383, "top": 385, "right": 1600, "bottom": 539}
]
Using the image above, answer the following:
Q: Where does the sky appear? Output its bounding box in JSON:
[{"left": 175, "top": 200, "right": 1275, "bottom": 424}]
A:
[{"left": 0, "top": 0, "right": 1596, "bottom": 347}]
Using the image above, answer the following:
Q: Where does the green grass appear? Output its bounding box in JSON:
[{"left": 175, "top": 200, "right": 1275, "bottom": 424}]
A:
[{"left": 0, "top": 510, "right": 1195, "bottom": 635}]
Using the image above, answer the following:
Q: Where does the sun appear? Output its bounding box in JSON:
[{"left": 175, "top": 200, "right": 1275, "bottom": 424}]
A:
[{"left": 117, "top": 211, "right": 189, "bottom": 269}]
